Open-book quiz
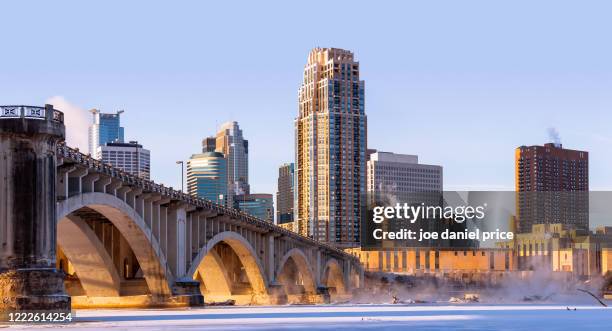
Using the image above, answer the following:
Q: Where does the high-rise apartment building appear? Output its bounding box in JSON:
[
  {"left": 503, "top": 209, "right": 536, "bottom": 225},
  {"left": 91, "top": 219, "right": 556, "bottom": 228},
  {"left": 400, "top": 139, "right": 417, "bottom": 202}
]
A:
[
  {"left": 187, "top": 151, "right": 228, "bottom": 205},
  {"left": 515, "top": 143, "right": 589, "bottom": 233},
  {"left": 88, "top": 109, "right": 125, "bottom": 155},
  {"left": 295, "top": 48, "right": 367, "bottom": 247},
  {"left": 97, "top": 141, "right": 150, "bottom": 179},
  {"left": 276, "top": 163, "right": 295, "bottom": 225},
  {"left": 216, "top": 121, "right": 250, "bottom": 206}
]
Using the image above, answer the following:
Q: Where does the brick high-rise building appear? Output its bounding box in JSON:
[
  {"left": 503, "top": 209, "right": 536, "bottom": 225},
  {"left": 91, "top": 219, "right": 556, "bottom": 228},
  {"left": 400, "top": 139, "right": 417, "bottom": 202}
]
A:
[
  {"left": 515, "top": 143, "right": 589, "bottom": 233},
  {"left": 295, "top": 48, "right": 367, "bottom": 247}
]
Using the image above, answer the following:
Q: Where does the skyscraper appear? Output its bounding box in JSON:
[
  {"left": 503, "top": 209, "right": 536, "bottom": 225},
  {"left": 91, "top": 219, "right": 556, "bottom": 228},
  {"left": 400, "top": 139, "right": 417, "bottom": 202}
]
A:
[
  {"left": 515, "top": 143, "right": 589, "bottom": 233},
  {"left": 187, "top": 151, "right": 228, "bottom": 205},
  {"left": 88, "top": 109, "right": 125, "bottom": 155},
  {"left": 97, "top": 141, "right": 151, "bottom": 179},
  {"left": 276, "top": 163, "right": 295, "bottom": 225},
  {"left": 295, "top": 48, "right": 367, "bottom": 247},
  {"left": 202, "top": 136, "right": 216, "bottom": 153},
  {"left": 216, "top": 121, "right": 250, "bottom": 206}
]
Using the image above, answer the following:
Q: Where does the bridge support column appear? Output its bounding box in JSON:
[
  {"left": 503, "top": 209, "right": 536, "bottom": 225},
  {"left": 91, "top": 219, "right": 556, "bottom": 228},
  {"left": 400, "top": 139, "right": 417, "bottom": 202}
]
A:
[
  {"left": 172, "top": 279, "right": 204, "bottom": 306},
  {"left": 0, "top": 105, "right": 70, "bottom": 311}
]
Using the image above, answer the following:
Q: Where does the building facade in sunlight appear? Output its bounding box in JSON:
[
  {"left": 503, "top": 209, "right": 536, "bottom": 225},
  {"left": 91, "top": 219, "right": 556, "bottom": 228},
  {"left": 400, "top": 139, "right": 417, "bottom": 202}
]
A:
[
  {"left": 515, "top": 143, "right": 589, "bottom": 233},
  {"left": 295, "top": 48, "right": 367, "bottom": 247},
  {"left": 216, "top": 121, "right": 250, "bottom": 207}
]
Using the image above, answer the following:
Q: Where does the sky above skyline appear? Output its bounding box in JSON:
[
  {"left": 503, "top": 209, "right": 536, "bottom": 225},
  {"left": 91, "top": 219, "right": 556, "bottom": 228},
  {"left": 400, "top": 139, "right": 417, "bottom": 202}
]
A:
[{"left": 2, "top": 1, "right": 612, "bottom": 195}]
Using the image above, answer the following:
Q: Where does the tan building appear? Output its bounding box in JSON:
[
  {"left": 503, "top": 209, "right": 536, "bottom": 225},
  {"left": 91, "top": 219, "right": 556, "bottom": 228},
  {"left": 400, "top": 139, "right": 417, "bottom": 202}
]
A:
[
  {"left": 348, "top": 224, "right": 612, "bottom": 280},
  {"left": 346, "top": 247, "right": 512, "bottom": 275},
  {"left": 278, "top": 221, "right": 296, "bottom": 232},
  {"left": 497, "top": 223, "right": 612, "bottom": 277},
  {"left": 295, "top": 48, "right": 367, "bottom": 247}
]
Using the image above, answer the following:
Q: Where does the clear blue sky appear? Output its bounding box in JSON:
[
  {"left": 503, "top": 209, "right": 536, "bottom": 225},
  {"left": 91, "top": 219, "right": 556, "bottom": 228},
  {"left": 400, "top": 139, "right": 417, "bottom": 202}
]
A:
[{"left": 2, "top": 1, "right": 611, "bottom": 195}]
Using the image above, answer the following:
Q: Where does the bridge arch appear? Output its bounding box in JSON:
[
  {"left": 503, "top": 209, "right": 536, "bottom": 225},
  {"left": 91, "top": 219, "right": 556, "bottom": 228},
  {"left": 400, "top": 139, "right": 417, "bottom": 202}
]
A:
[
  {"left": 276, "top": 248, "right": 317, "bottom": 295},
  {"left": 57, "top": 192, "right": 173, "bottom": 297},
  {"left": 189, "top": 231, "right": 269, "bottom": 298},
  {"left": 57, "top": 215, "right": 121, "bottom": 297},
  {"left": 322, "top": 258, "right": 347, "bottom": 295}
]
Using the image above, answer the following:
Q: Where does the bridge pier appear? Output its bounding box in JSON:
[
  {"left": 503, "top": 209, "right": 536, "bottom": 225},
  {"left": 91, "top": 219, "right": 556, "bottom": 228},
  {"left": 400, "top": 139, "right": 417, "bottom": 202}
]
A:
[
  {"left": 0, "top": 105, "right": 71, "bottom": 311},
  {"left": 172, "top": 279, "right": 204, "bottom": 306}
]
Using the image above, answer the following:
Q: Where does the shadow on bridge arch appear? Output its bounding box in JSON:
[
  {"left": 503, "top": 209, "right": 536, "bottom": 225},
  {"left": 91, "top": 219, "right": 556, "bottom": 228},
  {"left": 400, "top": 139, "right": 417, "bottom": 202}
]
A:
[
  {"left": 57, "top": 215, "right": 122, "bottom": 297},
  {"left": 57, "top": 192, "right": 173, "bottom": 301},
  {"left": 276, "top": 248, "right": 317, "bottom": 301},
  {"left": 188, "top": 231, "right": 269, "bottom": 304},
  {"left": 321, "top": 259, "right": 347, "bottom": 299}
]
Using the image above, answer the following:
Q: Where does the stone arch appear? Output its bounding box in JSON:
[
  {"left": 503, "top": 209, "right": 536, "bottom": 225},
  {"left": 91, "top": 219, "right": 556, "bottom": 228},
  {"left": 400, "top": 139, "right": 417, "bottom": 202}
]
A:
[
  {"left": 194, "top": 249, "right": 232, "bottom": 296},
  {"left": 57, "top": 215, "right": 121, "bottom": 297},
  {"left": 276, "top": 248, "right": 317, "bottom": 294},
  {"left": 189, "top": 231, "right": 268, "bottom": 296},
  {"left": 57, "top": 192, "right": 173, "bottom": 297},
  {"left": 322, "top": 258, "right": 347, "bottom": 295}
]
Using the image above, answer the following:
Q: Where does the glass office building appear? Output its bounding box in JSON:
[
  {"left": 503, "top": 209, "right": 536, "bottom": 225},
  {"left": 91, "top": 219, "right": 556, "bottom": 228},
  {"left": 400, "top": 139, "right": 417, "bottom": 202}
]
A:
[
  {"left": 187, "top": 152, "right": 228, "bottom": 206},
  {"left": 88, "top": 109, "right": 125, "bottom": 156},
  {"left": 234, "top": 194, "right": 274, "bottom": 222}
]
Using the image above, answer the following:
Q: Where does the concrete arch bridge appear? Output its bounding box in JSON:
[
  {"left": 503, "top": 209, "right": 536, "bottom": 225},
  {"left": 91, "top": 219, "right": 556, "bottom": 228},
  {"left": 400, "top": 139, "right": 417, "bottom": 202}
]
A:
[
  {"left": 0, "top": 105, "right": 362, "bottom": 310},
  {"left": 55, "top": 145, "right": 362, "bottom": 307}
]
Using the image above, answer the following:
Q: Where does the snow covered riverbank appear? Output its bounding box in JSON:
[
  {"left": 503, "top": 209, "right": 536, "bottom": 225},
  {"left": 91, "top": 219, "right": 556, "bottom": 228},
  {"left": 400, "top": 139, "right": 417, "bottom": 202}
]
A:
[{"left": 5, "top": 304, "right": 612, "bottom": 330}]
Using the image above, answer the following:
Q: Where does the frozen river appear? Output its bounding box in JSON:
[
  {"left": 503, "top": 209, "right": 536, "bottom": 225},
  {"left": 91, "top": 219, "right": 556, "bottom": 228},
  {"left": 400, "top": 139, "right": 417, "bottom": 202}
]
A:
[{"left": 5, "top": 304, "right": 612, "bottom": 330}]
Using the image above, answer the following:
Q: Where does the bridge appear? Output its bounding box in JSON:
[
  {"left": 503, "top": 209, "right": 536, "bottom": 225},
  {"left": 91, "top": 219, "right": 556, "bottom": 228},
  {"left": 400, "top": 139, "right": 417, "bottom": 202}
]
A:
[{"left": 0, "top": 105, "right": 363, "bottom": 311}]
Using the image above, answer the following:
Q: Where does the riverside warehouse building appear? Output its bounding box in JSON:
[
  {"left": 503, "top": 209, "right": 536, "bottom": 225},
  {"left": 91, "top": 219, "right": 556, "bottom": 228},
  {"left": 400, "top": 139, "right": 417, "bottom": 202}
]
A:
[{"left": 346, "top": 223, "right": 612, "bottom": 284}]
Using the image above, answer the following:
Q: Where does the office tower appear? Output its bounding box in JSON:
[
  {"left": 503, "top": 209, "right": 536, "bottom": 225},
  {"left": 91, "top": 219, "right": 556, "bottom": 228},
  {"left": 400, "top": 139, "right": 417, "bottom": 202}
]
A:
[
  {"left": 202, "top": 136, "right": 216, "bottom": 153},
  {"left": 276, "top": 163, "right": 295, "bottom": 225},
  {"left": 234, "top": 193, "right": 274, "bottom": 222},
  {"left": 216, "top": 121, "right": 250, "bottom": 207},
  {"left": 366, "top": 151, "right": 447, "bottom": 248},
  {"left": 187, "top": 151, "right": 228, "bottom": 205},
  {"left": 97, "top": 141, "right": 151, "bottom": 179},
  {"left": 366, "top": 151, "right": 443, "bottom": 199},
  {"left": 295, "top": 48, "right": 367, "bottom": 247},
  {"left": 515, "top": 143, "right": 589, "bottom": 233},
  {"left": 88, "top": 109, "right": 125, "bottom": 155}
]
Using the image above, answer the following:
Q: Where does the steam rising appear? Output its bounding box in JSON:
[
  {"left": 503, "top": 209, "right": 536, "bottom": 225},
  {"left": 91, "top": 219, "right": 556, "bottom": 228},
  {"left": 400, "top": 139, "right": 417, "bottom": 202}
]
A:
[
  {"left": 548, "top": 127, "right": 561, "bottom": 146},
  {"left": 351, "top": 259, "right": 607, "bottom": 305},
  {"left": 46, "top": 96, "right": 90, "bottom": 151}
]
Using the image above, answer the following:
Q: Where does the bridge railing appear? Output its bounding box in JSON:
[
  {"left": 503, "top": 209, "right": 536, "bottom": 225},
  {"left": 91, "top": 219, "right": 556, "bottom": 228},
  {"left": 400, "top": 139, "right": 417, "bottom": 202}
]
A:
[
  {"left": 1, "top": 105, "right": 64, "bottom": 123},
  {"left": 56, "top": 143, "right": 358, "bottom": 262}
]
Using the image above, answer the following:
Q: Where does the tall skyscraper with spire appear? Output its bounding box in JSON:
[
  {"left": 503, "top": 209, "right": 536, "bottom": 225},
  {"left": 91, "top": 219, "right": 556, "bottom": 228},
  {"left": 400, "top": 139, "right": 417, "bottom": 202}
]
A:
[
  {"left": 295, "top": 48, "right": 367, "bottom": 247},
  {"left": 216, "top": 121, "right": 250, "bottom": 207}
]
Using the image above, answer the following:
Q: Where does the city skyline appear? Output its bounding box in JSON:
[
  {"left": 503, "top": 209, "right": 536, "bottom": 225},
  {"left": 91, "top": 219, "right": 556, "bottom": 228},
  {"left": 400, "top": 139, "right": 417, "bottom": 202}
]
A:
[
  {"left": 3, "top": 1, "right": 612, "bottom": 326},
  {"left": 2, "top": 1, "right": 612, "bottom": 196}
]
